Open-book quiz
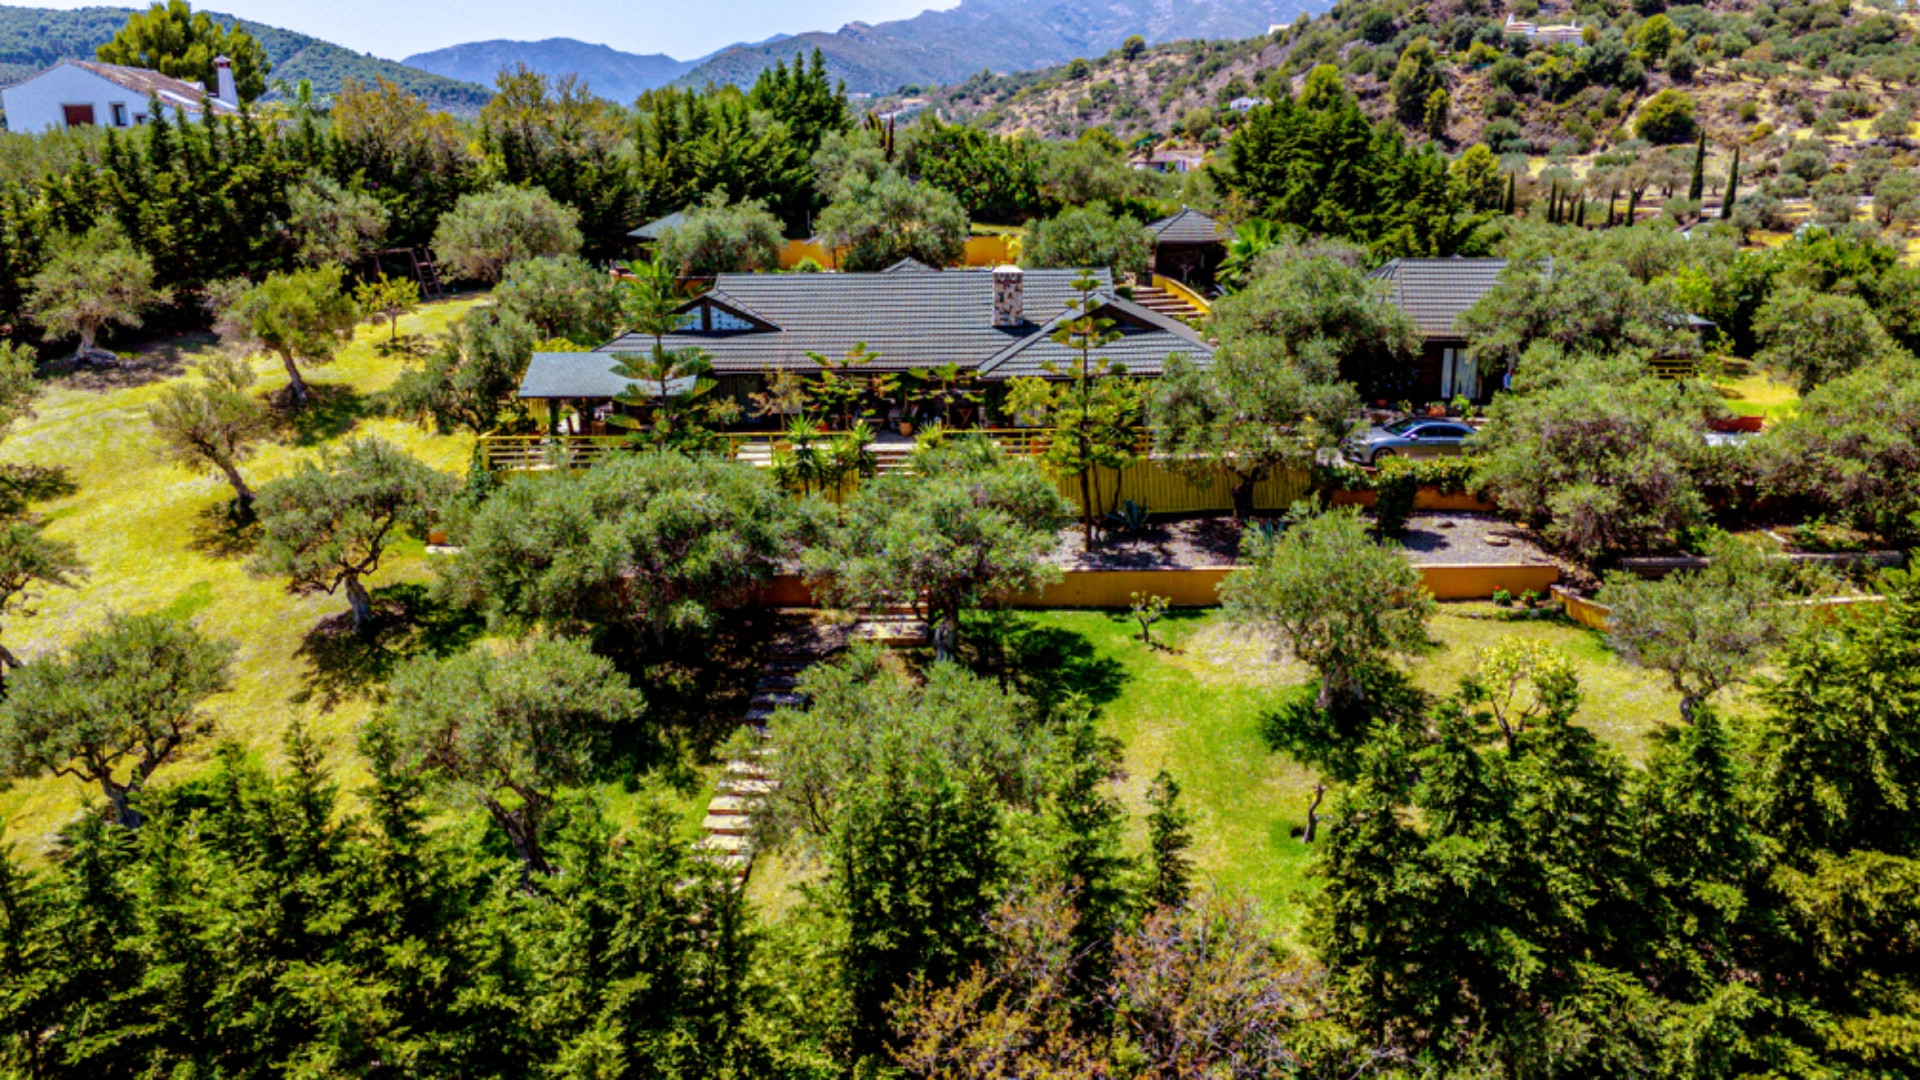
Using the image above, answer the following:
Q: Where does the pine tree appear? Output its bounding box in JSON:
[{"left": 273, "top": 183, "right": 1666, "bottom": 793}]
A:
[
  {"left": 1144, "top": 770, "right": 1195, "bottom": 909},
  {"left": 1722, "top": 146, "right": 1741, "bottom": 220},
  {"left": 1687, "top": 131, "right": 1706, "bottom": 203}
]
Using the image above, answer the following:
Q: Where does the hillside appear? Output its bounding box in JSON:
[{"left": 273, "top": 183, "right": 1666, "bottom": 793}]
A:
[
  {"left": 936, "top": 0, "right": 1920, "bottom": 222},
  {"left": 402, "top": 37, "right": 697, "bottom": 104},
  {"left": 0, "top": 4, "right": 491, "bottom": 113},
  {"left": 676, "top": 0, "right": 1332, "bottom": 95}
]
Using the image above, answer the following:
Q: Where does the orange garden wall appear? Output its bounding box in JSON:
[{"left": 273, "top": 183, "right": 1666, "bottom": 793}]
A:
[
  {"left": 751, "top": 562, "right": 1562, "bottom": 610},
  {"left": 1552, "top": 586, "right": 1886, "bottom": 633},
  {"left": 773, "top": 234, "right": 1018, "bottom": 270},
  {"left": 1328, "top": 489, "right": 1501, "bottom": 513}
]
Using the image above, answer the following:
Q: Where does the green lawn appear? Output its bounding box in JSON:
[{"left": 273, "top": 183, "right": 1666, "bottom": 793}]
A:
[
  {"left": 969, "top": 608, "right": 1686, "bottom": 942},
  {"left": 1717, "top": 363, "right": 1799, "bottom": 422},
  {"left": 0, "top": 300, "right": 492, "bottom": 852}
]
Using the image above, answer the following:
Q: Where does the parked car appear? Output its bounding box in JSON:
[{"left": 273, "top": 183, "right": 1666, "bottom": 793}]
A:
[{"left": 1343, "top": 418, "right": 1477, "bottom": 465}]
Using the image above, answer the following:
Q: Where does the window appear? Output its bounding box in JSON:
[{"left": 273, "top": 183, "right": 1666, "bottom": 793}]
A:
[
  {"left": 708, "top": 307, "right": 756, "bottom": 332},
  {"left": 110, "top": 102, "right": 128, "bottom": 127},
  {"left": 61, "top": 104, "right": 96, "bottom": 127}
]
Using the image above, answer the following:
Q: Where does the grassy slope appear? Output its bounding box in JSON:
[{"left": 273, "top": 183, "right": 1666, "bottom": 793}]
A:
[
  {"left": 752, "top": 607, "right": 1687, "bottom": 941},
  {"left": 1001, "top": 608, "right": 1680, "bottom": 940},
  {"left": 0, "top": 299, "right": 483, "bottom": 853}
]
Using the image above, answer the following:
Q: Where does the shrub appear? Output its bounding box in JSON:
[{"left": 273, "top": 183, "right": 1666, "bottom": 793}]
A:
[{"left": 1634, "top": 89, "right": 1698, "bottom": 144}]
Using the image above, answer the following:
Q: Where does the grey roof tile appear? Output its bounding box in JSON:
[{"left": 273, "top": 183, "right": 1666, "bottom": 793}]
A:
[
  {"left": 1368, "top": 257, "right": 1509, "bottom": 338},
  {"left": 1146, "top": 207, "right": 1231, "bottom": 245},
  {"left": 517, "top": 352, "right": 696, "bottom": 399},
  {"left": 976, "top": 295, "right": 1212, "bottom": 381},
  {"left": 628, "top": 210, "right": 688, "bottom": 240}
]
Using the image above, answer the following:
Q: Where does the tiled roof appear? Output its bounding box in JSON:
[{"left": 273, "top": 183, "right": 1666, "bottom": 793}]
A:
[
  {"left": 1146, "top": 207, "right": 1231, "bottom": 245},
  {"left": 600, "top": 268, "right": 1116, "bottom": 374},
  {"left": 1368, "top": 257, "right": 1509, "bottom": 339},
  {"left": 523, "top": 267, "right": 1211, "bottom": 394},
  {"left": 628, "top": 210, "right": 687, "bottom": 240},
  {"left": 66, "top": 61, "right": 237, "bottom": 115},
  {"left": 517, "top": 352, "right": 697, "bottom": 399},
  {"left": 976, "top": 295, "right": 1212, "bottom": 381}
]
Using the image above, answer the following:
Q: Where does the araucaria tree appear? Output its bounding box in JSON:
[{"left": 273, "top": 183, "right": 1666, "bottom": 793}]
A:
[
  {"left": 1221, "top": 504, "right": 1434, "bottom": 712},
  {"left": 0, "top": 613, "right": 233, "bottom": 827},
  {"left": 803, "top": 437, "right": 1068, "bottom": 659},
  {"left": 250, "top": 438, "right": 454, "bottom": 632},
  {"left": 220, "top": 265, "right": 361, "bottom": 407},
  {"left": 147, "top": 352, "right": 272, "bottom": 515},
  {"left": 607, "top": 263, "right": 733, "bottom": 449},
  {"left": 1006, "top": 273, "right": 1141, "bottom": 548},
  {"left": 25, "top": 224, "right": 170, "bottom": 363},
  {"left": 1152, "top": 246, "right": 1412, "bottom": 518},
  {"left": 378, "top": 637, "right": 643, "bottom": 882}
]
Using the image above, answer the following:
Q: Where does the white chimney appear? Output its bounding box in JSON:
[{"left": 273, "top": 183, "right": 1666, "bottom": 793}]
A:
[
  {"left": 992, "top": 265, "right": 1024, "bottom": 327},
  {"left": 213, "top": 55, "right": 238, "bottom": 107}
]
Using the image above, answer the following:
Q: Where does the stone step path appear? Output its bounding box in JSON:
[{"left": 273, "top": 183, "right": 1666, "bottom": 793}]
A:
[{"left": 697, "top": 614, "right": 927, "bottom": 886}]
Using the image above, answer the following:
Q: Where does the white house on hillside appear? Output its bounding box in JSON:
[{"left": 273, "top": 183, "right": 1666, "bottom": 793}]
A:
[{"left": 1, "top": 56, "right": 240, "bottom": 134}]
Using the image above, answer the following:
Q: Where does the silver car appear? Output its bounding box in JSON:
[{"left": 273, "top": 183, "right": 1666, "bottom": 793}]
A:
[{"left": 1344, "top": 418, "right": 1476, "bottom": 465}]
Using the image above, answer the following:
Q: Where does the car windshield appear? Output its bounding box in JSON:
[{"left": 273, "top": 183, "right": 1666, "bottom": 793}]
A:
[{"left": 1383, "top": 419, "right": 1424, "bottom": 435}]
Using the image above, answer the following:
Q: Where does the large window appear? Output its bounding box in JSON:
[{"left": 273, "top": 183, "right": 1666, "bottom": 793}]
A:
[{"left": 61, "top": 104, "right": 95, "bottom": 127}]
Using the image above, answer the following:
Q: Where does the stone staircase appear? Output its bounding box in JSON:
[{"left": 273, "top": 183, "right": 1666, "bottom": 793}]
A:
[
  {"left": 1131, "top": 284, "right": 1208, "bottom": 325},
  {"left": 697, "top": 613, "right": 929, "bottom": 884}
]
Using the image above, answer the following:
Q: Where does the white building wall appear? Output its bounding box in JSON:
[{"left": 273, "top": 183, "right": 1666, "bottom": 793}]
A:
[{"left": 1, "top": 63, "right": 195, "bottom": 134}]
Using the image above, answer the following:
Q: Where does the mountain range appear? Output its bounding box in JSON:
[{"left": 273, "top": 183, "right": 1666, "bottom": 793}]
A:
[
  {"left": 401, "top": 0, "right": 1331, "bottom": 99},
  {"left": 0, "top": 5, "right": 491, "bottom": 113}
]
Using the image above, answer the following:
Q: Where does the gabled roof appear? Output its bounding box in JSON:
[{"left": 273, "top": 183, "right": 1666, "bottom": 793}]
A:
[
  {"left": 599, "top": 267, "right": 1123, "bottom": 374},
  {"left": 628, "top": 210, "right": 687, "bottom": 241},
  {"left": 517, "top": 353, "right": 698, "bottom": 400},
  {"left": 1146, "top": 206, "right": 1231, "bottom": 245},
  {"left": 1368, "top": 257, "right": 1510, "bottom": 339},
  {"left": 517, "top": 266, "right": 1212, "bottom": 395},
  {"left": 882, "top": 257, "right": 937, "bottom": 273},
  {"left": 976, "top": 294, "right": 1212, "bottom": 381},
  {"left": 61, "top": 60, "right": 237, "bottom": 115}
]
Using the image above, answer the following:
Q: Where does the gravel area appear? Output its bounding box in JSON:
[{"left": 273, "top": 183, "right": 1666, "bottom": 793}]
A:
[
  {"left": 1044, "top": 512, "right": 1552, "bottom": 570},
  {"left": 1398, "top": 513, "right": 1554, "bottom": 565}
]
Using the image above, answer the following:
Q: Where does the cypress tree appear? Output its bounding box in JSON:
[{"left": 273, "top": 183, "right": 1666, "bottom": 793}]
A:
[
  {"left": 1547, "top": 180, "right": 1559, "bottom": 224},
  {"left": 1722, "top": 146, "right": 1741, "bottom": 220},
  {"left": 1687, "top": 131, "right": 1706, "bottom": 203},
  {"left": 1626, "top": 187, "right": 1639, "bottom": 225},
  {"left": 1502, "top": 172, "right": 1516, "bottom": 215},
  {"left": 1576, "top": 196, "right": 1587, "bottom": 227},
  {"left": 1607, "top": 194, "right": 1617, "bottom": 227}
]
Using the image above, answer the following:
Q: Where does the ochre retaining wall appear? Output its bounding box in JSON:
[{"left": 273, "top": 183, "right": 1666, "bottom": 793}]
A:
[
  {"left": 1553, "top": 586, "right": 1887, "bottom": 633},
  {"left": 752, "top": 562, "right": 1560, "bottom": 610},
  {"left": 1328, "top": 489, "right": 1501, "bottom": 513}
]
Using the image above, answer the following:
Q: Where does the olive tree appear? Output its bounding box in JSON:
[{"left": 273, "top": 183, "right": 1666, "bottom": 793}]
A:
[
  {"left": 0, "top": 521, "right": 83, "bottom": 682},
  {"left": 24, "top": 224, "right": 169, "bottom": 363},
  {"left": 379, "top": 637, "right": 642, "bottom": 882},
  {"left": 219, "top": 265, "right": 360, "bottom": 407},
  {"left": 1021, "top": 204, "right": 1154, "bottom": 277},
  {"left": 1220, "top": 504, "right": 1434, "bottom": 712},
  {"left": 147, "top": 352, "right": 271, "bottom": 515},
  {"left": 817, "top": 171, "right": 968, "bottom": 271},
  {"left": 1599, "top": 536, "right": 1811, "bottom": 724},
  {"left": 1474, "top": 352, "right": 1717, "bottom": 562},
  {"left": 444, "top": 452, "right": 788, "bottom": 642},
  {"left": 491, "top": 254, "right": 622, "bottom": 343},
  {"left": 384, "top": 306, "right": 539, "bottom": 434},
  {"left": 432, "top": 183, "right": 583, "bottom": 283},
  {"left": 0, "top": 613, "right": 233, "bottom": 827},
  {"left": 250, "top": 438, "right": 454, "bottom": 632},
  {"left": 802, "top": 437, "right": 1069, "bottom": 660},
  {"left": 1761, "top": 355, "right": 1920, "bottom": 543},
  {"left": 287, "top": 174, "right": 390, "bottom": 266},
  {"left": 1151, "top": 249, "right": 1408, "bottom": 518},
  {"left": 1752, "top": 285, "right": 1907, "bottom": 394},
  {"left": 654, "top": 196, "right": 785, "bottom": 277}
]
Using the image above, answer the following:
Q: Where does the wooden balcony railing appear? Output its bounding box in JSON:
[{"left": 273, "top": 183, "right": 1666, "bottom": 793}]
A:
[{"left": 477, "top": 427, "right": 1087, "bottom": 473}]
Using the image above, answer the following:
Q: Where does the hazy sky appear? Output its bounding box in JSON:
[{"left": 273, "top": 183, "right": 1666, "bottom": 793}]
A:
[{"left": 29, "top": 0, "right": 959, "bottom": 61}]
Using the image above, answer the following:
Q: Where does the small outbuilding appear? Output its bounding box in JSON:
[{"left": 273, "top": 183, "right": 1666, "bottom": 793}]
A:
[{"left": 1145, "top": 207, "right": 1232, "bottom": 290}]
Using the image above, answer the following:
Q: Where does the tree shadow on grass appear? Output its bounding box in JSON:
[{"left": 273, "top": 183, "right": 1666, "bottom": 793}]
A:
[
  {"left": 0, "top": 464, "right": 78, "bottom": 516},
  {"left": 44, "top": 334, "right": 204, "bottom": 392},
  {"left": 185, "top": 500, "right": 262, "bottom": 559},
  {"left": 292, "top": 582, "right": 487, "bottom": 712},
  {"left": 596, "top": 609, "right": 784, "bottom": 779},
  {"left": 959, "top": 610, "right": 1130, "bottom": 716},
  {"left": 277, "top": 383, "right": 369, "bottom": 447}
]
